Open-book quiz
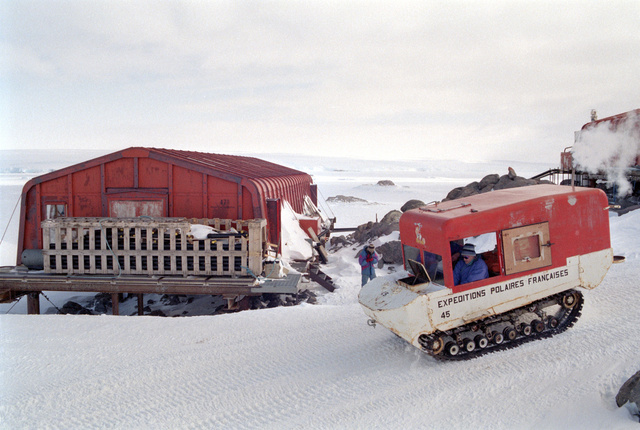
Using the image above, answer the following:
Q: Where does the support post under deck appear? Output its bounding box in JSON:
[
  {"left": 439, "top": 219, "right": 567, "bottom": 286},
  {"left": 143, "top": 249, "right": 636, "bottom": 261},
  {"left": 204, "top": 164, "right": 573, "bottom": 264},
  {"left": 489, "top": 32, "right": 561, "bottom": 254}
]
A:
[
  {"left": 27, "top": 292, "right": 40, "bottom": 315},
  {"left": 111, "top": 293, "right": 119, "bottom": 316},
  {"left": 137, "top": 294, "right": 144, "bottom": 316}
]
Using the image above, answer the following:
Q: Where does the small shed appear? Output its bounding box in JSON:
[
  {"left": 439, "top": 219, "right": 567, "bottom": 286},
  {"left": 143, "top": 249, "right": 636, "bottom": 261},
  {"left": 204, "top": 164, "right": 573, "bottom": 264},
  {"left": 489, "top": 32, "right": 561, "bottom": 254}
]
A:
[{"left": 17, "top": 147, "right": 319, "bottom": 264}]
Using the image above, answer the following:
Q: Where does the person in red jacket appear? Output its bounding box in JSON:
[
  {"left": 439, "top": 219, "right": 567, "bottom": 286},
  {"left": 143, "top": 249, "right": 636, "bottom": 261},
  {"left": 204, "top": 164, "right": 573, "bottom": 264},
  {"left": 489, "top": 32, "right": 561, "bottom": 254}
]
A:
[{"left": 358, "top": 243, "right": 380, "bottom": 286}]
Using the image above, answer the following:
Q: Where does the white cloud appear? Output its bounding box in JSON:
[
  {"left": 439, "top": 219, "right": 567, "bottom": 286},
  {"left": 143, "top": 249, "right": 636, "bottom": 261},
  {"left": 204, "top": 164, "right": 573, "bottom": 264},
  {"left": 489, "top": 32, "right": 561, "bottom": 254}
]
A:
[{"left": 1, "top": 1, "right": 639, "bottom": 162}]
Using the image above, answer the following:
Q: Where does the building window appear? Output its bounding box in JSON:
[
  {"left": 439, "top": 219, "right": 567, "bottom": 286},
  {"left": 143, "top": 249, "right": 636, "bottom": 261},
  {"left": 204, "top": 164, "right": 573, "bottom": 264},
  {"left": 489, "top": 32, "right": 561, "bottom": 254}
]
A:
[{"left": 46, "top": 204, "right": 67, "bottom": 219}]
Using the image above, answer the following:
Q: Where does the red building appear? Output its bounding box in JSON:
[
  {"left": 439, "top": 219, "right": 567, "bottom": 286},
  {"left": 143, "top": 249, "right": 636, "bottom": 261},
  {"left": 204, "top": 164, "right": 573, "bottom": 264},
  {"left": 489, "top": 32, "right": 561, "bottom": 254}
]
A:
[{"left": 17, "top": 147, "right": 318, "bottom": 264}]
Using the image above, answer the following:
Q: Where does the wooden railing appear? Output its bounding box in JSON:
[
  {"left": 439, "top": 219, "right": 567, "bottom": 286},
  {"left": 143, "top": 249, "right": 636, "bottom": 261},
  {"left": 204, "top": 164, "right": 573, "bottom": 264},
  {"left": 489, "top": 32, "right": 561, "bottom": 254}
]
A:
[{"left": 41, "top": 217, "right": 266, "bottom": 277}]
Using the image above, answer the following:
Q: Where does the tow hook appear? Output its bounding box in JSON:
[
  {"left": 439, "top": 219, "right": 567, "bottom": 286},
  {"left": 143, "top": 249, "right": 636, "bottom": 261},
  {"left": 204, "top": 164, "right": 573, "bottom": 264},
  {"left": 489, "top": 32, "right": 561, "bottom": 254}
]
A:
[{"left": 367, "top": 319, "right": 377, "bottom": 328}]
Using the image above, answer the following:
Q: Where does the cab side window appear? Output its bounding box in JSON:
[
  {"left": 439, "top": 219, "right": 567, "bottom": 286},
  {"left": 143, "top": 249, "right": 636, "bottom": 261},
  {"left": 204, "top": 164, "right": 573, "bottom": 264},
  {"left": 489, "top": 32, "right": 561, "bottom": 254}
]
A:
[{"left": 502, "top": 222, "right": 552, "bottom": 275}]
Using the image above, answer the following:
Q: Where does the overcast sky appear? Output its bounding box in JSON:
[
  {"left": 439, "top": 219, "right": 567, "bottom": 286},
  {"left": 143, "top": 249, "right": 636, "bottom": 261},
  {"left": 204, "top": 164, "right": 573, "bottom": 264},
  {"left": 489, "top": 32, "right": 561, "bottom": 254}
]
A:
[{"left": 1, "top": 1, "right": 638, "bottom": 163}]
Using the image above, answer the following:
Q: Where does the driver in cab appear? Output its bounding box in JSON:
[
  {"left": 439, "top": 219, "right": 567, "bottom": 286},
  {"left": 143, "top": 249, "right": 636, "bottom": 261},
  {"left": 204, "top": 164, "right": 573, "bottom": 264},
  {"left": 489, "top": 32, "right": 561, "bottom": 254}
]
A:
[{"left": 453, "top": 243, "right": 489, "bottom": 286}]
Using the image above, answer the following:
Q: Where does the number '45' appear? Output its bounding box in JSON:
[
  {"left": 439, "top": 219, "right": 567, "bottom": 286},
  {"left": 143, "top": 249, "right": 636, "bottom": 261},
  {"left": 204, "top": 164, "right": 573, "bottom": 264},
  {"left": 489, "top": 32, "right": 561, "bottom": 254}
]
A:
[{"left": 441, "top": 310, "right": 450, "bottom": 319}]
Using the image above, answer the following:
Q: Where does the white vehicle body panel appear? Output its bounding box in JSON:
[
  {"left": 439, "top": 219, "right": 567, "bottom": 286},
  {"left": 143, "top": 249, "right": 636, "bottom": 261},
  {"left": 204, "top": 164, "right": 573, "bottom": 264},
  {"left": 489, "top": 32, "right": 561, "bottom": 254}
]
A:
[{"left": 359, "top": 248, "right": 613, "bottom": 348}]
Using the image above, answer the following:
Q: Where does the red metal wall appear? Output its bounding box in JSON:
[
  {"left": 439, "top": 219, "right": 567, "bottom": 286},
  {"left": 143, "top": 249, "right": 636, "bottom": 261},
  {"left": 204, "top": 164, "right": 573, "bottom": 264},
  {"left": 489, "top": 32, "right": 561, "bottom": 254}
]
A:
[{"left": 17, "top": 148, "right": 314, "bottom": 263}]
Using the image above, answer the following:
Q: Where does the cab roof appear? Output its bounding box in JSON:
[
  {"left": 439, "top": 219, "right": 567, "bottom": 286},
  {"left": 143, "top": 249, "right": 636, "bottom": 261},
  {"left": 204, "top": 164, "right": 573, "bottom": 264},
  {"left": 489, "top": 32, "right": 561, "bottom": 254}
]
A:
[
  {"left": 415, "top": 184, "right": 585, "bottom": 221},
  {"left": 401, "top": 184, "right": 610, "bottom": 246}
]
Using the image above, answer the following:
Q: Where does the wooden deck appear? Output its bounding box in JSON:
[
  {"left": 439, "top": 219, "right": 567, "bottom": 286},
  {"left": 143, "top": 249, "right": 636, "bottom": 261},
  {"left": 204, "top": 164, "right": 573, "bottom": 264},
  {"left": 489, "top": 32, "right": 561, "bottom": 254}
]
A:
[
  {"left": 2, "top": 216, "right": 304, "bottom": 314},
  {"left": 0, "top": 271, "right": 300, "bottom": 296}
]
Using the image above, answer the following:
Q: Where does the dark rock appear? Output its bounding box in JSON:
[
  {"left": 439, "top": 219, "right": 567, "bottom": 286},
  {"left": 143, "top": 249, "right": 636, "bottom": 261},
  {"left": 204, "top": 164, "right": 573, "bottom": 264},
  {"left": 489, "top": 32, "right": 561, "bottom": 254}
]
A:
[
  {"left": 264, "top": 293, "right": 283, "bottom": 308},
  {"left": 493, "top": 174, "right": 538, "bottom": 190},
  {"left": 60, "top": 301, "right": 93, "bottom": 315},
  {"left": 457, "top": 181, "right": 481, "bottom": 198},
  {"left": 149, "top": 309, "right": 166, "bottom": 317},
  {"left": 377, "top": 180, "right": 395, "bottom": 186},
  {"left": 329, "top": 235, "right": 351, "bottom": 249},
  {"left": 352, "top": 221, "right": 375, "bottom": 243},
  {"left": 90, "top": 293, "right": 111, "bottom": 313},
  {"left": 302, "top": 290, "right": 318, "bottom": 304},
  {"left": 93, "top": 301, "right": 107, "bottom": 313},
  {"left": 617, "top": 370, "right": 640, "bottom": 408},
  {"left": 249, "top": 290, "right": 318, "bottom": 309},
  {"left": 442, "top": 169, "right": 549, "bottom": 202},
  {"left": 380, "top": 210, "right": 402, "bottom": 225},
  {"left": 443, "top": 182, "right": 480, "bottom": 201},
  {"left": 376, "top": 240, "right": 403, "bottom": 264},
  {"left": 160, "top": 294, "right": 184, "bottom": 306},
  {"left": 479, "top": 183, "right": 494, "bottom": 194},
  {"left": 401, "top": 199, "right": 425, "bottom": 212},
  {"left": 615, "top": 204, "right": 640, "bottom": 216},
  {"left": 326, "top": 195, "right": 368, "bottom": 203},
  {"left": 444, "top": 187, "right": 463, "bottom": 201},
  {"left": 352, "top": 210, "right": 401, "bottom": 243},
  {"left": 478, "top": 174, "right": 500, "bottom": 190}
]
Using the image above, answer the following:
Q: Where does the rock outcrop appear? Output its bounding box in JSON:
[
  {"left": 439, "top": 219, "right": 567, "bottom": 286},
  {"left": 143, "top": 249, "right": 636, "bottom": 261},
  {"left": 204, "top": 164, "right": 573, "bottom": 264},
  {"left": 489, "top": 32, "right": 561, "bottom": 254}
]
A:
[
  {"left": 401, "top": 199, "right": 425, "bottom": 212},
  {"left": 326, "top": 195, "right": 369, "bottom": 203},
  {"left": 443, "top": 168, "right": 551, "bottom": 202}
]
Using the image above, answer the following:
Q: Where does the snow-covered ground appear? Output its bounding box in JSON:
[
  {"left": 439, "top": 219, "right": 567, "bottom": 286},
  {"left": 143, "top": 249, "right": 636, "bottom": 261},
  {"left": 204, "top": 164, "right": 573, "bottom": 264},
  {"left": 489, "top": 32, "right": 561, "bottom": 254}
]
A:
[{"left": 1, "top": 151, "right": 639, "bottom": 428}]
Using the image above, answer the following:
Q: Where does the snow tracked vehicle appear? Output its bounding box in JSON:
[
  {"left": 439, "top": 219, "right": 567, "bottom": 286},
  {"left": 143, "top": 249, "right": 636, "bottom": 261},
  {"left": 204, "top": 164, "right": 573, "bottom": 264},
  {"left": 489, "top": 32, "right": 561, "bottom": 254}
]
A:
[{"left": 359, "top": 185, "right": 614, "bottom": 360}]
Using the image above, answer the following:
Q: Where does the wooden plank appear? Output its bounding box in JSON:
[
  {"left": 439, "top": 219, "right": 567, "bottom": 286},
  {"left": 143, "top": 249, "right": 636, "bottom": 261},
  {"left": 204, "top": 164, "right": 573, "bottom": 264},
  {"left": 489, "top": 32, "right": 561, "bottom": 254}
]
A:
[
  {"left": 0, "top": 274, "right": 262, "bottom": 295},
  {"left": 0, "top": 288, "right": 15, "bottom": 303},
  {"left": 27, "top": 292, "right": 40, "bottom": 315},
  {"left": 111, "top": 293, "right": 119, "bottom": 316},
  {"left": 307, "top": 227, "right": 328, "bottom": 264},
  {"left": 137, "top": 293, "right": 144, "bottom": 315}
]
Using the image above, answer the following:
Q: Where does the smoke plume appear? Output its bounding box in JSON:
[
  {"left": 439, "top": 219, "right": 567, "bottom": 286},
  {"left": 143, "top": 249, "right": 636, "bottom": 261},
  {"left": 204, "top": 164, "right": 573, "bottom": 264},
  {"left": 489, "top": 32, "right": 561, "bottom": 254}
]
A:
[{"left": 572, "top": 111, "right": 640, "bottom": 197}]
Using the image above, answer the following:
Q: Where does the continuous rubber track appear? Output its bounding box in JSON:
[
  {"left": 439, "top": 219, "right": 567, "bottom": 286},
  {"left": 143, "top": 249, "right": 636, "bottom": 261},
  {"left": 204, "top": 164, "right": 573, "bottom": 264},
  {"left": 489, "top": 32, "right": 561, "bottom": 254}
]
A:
[{"left": 420, "top": 289, "right": 584, "bottom": 361}]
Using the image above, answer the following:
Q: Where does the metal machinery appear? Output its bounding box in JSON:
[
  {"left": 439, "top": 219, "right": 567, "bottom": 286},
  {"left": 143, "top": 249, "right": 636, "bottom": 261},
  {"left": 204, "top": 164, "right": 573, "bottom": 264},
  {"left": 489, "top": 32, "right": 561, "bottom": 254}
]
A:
[{"left": 534, "top": 109, "right": 640, "bottom": 203}]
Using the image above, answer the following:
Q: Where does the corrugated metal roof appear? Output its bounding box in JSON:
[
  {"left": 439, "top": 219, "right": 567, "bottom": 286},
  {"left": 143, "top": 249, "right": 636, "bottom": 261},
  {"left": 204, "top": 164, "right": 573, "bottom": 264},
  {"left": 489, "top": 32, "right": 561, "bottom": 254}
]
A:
[{"left": 148, "top": 148, "right": 308, "bottom": 179}]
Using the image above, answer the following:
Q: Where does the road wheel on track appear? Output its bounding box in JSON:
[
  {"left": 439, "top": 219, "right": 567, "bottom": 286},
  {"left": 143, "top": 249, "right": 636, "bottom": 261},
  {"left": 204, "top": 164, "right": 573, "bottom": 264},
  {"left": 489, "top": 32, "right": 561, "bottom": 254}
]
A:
[
  {"left": 445, "top": 342, "right": 460, "bottom": 356},
  {"left": 547, "top": 316, "right": 559, "bottom": 329},
  {"left": 430, "top": 336, "right": 445, "bottom": 355},
  {"left": 475, "top": 335, "right": 489, "bottom": 349},
  {"left": 521, "top": 324, "right": 532, "bottom": 336},
  {"left": 492, "top": 331, "right": 504, "bottom": 345},
  {"left": 462, "top": 338, "right": 475, "bottom": 353},
  {"left": 503, "top": 326, "right": 517, "bottom": 341},
  {"left": 531, "top": 319, "right": 545, "bottom": 333},
  {"left": 562, "top": 292, "right": 578, "bottom": 308}
]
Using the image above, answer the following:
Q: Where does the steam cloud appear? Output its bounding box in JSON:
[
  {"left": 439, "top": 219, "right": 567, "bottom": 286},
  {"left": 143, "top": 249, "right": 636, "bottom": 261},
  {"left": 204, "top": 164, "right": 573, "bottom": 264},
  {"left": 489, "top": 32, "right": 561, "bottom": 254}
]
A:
[{"left": 572, "top": 111, "right": 640, "bottom": 197}]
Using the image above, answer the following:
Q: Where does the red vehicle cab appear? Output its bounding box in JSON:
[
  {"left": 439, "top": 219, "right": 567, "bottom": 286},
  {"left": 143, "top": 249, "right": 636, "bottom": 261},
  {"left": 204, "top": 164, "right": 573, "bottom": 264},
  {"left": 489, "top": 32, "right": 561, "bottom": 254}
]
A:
[{"left": 399, "top": 184, "right": 611, "bottom": 293}]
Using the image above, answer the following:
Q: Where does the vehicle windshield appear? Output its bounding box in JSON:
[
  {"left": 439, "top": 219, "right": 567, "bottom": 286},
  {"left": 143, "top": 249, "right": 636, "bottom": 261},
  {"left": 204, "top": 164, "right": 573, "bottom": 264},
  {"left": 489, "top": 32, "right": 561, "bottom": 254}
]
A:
[
  {"left": 403, "top": 245, "right": 444, "bottom": 285},
  {"left": 422, "top": 251, "right": 444, "bottom": 284}
]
